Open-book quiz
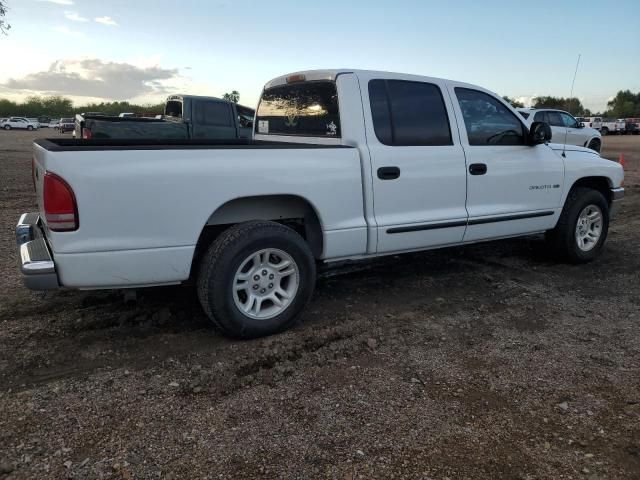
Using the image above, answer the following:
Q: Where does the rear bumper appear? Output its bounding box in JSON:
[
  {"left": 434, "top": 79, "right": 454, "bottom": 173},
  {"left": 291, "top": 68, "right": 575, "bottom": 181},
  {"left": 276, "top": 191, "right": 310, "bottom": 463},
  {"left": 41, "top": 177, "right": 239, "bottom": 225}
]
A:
[
  {"left": 16, "top": 213, "right": 60, "bottom": 290},
  {"left": 610, "top": 187, "right": 624, "bottom": 218}
]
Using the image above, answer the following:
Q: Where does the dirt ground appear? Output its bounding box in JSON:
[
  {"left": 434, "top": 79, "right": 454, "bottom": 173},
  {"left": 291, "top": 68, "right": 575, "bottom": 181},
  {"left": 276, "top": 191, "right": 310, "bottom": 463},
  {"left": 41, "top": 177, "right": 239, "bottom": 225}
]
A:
[{"left": 0, "top": 130, "right": 639, "bottom": 480}]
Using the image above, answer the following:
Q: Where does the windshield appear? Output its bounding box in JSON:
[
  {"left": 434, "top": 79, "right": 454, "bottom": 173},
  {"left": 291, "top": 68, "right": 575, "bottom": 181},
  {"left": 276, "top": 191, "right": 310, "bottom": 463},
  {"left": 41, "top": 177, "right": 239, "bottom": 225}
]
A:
[{"left": 255, "top": 81, "right": 340, "bottom": 137}]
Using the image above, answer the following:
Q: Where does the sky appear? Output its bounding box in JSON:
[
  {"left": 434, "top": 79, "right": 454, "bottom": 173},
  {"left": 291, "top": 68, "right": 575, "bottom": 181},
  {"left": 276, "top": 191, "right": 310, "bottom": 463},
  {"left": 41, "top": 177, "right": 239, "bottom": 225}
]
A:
[{"left": 1, "top": 0, "right": 639, "bottom": 112}]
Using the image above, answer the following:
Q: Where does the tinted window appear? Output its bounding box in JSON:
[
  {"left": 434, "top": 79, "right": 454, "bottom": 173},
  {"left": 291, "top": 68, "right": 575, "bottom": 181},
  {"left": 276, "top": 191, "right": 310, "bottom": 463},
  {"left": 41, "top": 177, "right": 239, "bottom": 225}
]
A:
[
  {"left": 534, "top": 111, "right": 549, "bottom": 123},
  {"left": 519, "top": 111, "right": 530, "bottom": 119},
  {"left": 194, "top": 101, "right": 233, "bottom": 127},
  {"left": 236, "top": 105, "right": 255, "bottom": 128},
  {"left": 455, "top": 88, "right": 525, "bottom": 146},
  {"left": 369, "top": 80, "right": 393, "bottom": 144},
  {"left": 165, "top": 100, "right": 183, "bottom": 118},
  {"left": 369, "top": 79, "right": 452, "bottom": 146},
  {"left": 560, "top": 112, "right": 578, "bottom": 128},
  {"left": 546, "top": 111, "right": 564, "bottom": 127},
  {"left": 256, "top": 81, "right": 340, "bottom": 137}
]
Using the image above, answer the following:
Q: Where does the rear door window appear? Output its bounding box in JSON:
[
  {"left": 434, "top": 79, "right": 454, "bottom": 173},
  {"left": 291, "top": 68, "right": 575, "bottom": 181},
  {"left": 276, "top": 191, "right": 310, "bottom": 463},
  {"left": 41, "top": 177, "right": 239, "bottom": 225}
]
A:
[
  {"left": 534, "top": 111, "right": 549, "bottom": 123},
  {"left": 546, "top": 111, "right": 564, "bottom": 127},
  {"left": 368, "top": 79, "right": 452, "bottom": 146},
  {"left": 194, "top": 101, "right": 233, "bottom": 127},
  {"left": 255, "top": 81, "right": 340, "bottom": 137}
]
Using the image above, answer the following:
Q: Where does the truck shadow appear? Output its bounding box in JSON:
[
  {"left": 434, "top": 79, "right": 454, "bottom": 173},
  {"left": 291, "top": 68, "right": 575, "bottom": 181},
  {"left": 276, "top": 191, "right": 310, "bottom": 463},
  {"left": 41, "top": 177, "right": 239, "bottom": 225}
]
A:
[{"left": 0, "top": 234, "right": 587, "bottom": 390}]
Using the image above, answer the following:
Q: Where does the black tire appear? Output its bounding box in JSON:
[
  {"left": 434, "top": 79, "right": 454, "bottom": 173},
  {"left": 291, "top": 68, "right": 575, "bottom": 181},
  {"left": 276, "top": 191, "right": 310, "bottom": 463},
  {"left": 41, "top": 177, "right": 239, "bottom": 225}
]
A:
[
  {"left": 546, "top": 187, "right": 609, "bottom": 263},
  {"left": 27, "top": 125, "right": 33, "bottom": 131},
  {"left": 197, "top": 221, "right": 316, "bottom": 338},
  {"left": 600, "top": 127, "right": 609, "bottom": 136},
  {"left": 3, "top": 125, "right": 10, "bottom": 130},
  {"left": 587, "top": 138, "right": 601, "bottom": 153}
]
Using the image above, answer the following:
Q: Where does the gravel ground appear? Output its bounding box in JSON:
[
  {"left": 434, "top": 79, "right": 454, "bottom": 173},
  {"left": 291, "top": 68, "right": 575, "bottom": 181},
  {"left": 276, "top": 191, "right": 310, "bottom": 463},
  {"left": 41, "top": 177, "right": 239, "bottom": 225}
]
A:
[{"left": 0, "top": 130, "right": 639, "bottom": 480}]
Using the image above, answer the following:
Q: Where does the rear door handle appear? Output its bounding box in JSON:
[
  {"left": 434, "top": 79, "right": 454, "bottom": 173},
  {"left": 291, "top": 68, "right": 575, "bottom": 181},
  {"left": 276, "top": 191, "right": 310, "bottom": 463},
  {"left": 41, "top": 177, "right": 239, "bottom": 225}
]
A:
[
  {"left": 469, "top": 163, "right": 487, "bottom": 175},
  {"left": 377, "top": 166, "right": 400, "bottom": 180}
]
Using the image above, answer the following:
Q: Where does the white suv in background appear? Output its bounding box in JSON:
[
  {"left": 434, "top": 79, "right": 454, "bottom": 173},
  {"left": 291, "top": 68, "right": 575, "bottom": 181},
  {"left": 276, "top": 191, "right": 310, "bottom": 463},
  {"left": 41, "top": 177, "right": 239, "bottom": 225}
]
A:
[
  {"left": 1, "top": 117, "right": 40, "bottom": 131},
  {"left": 517, "top": 108, "right": 601, "bottom": 152}
]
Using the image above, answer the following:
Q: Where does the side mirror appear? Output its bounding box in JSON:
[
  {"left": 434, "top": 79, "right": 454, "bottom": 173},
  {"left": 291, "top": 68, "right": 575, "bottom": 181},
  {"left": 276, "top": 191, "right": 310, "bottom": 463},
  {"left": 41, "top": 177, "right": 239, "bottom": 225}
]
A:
[
  {"left": 528, "top": 121, "right": 552, "bottom": 145},
  {"left": 578, "top": 122, "right": 585, "bottom": 128}
]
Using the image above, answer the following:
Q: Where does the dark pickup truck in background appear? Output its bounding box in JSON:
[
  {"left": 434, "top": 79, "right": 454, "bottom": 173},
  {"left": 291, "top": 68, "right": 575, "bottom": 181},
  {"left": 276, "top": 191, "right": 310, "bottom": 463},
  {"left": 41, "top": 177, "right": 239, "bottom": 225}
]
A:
[{"left": 74, "top": 95, "right": 255, "bottom": 140}]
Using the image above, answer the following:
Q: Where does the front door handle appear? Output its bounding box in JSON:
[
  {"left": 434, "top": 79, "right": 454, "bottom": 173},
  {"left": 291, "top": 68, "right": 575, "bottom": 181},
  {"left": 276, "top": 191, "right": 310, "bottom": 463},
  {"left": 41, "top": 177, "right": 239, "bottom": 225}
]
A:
[
  {"left": 377, "top": 166, "right": 400, "bottom": 180},
  {"left": 469, "top": 163, "right": 487, "bottom": 175}
]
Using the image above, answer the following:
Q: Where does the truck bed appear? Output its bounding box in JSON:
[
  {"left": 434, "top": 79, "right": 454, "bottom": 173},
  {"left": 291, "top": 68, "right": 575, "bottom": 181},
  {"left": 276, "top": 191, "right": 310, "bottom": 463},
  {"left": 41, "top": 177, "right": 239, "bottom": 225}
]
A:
[
  {"left": 31, "top": 137, "right": 366, "bottom": 288},
  {"left": 36, "top": 138, "right": 352, "bottom": 151}
]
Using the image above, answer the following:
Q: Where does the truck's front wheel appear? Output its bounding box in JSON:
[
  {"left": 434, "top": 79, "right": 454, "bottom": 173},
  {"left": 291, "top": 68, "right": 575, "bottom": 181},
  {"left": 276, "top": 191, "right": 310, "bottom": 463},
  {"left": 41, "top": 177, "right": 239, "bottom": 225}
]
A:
[
  {"left": 197, "top": 221, "right": 316, "bottom": 338},
  {"left": 546, "top": 187, "right": 609, "bottom": 263}
]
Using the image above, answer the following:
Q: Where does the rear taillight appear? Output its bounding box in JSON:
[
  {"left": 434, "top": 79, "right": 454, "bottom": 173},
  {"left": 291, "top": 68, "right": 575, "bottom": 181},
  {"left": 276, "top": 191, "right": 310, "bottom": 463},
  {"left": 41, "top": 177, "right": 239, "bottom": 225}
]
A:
[
  {"left": 82, "top": 128, "right": 92, "bottom": 140},
  {"left": 43, "top": 172, "right": 78, "bottom": 231}
]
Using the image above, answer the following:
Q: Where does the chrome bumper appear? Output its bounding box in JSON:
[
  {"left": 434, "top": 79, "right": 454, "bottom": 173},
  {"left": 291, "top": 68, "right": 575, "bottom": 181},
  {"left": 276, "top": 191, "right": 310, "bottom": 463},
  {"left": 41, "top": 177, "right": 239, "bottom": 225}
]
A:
[
  {"left": 16, "top": 213, "right": 60, "bottom": 290},
  {"left": 610, "top": 187, "right": 624, "bottom": 218}
]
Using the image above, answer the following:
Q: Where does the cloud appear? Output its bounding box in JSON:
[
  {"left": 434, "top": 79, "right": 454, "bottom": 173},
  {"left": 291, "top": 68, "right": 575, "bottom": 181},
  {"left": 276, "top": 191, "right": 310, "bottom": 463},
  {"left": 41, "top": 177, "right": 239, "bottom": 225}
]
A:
[
  {"left": 94, "top": 16, "right": 118, "bottom": 26},
  {"left": 39, "top": 0, "right": 74, "bottom": 5},
  {"left": 52, "top": 25, "right": 84, "bottom": 38},
  {"left": 515, "top": 96, "right": 536, "bottom": 108},
  {"left": 64, "top": 11, "right": 88, "bottom": 22},
  {"left": 2, "top": 58, "right": 180, "bottom": 100}
]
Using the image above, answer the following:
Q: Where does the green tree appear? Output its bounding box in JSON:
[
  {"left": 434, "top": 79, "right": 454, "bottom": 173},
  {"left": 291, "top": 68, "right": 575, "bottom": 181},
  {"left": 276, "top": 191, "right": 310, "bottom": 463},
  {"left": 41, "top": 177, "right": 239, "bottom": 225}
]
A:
[
  {"left": 223, "top": 90, "right": 240, "bottom": 103},
  {"left": 1, "top": 0, "right": 10, "bottom": 35},
  {"left": 532, "top": 96, "right": 589, "bottom": 116},
  {"left": 605, "top": 90, "right": 640, "bottom": 118},
  {"left": 502, "top": 96, "right": 524, "bottom": 108},
  {"left": 0, "top": 95, "right": 164, "bottom": 118}
]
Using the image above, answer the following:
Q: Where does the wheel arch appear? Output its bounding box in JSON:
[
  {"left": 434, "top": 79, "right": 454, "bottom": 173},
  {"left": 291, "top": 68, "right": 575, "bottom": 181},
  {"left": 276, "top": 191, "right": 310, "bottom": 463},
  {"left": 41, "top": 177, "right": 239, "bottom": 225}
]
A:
[
  {"left": 585, "top": 135, "right": 601, "bottom": 146},
  {"left": 569, "top": 176, "right": 613, "bottom": 205},
  {"left": 190, "top": 194, "right": 324, "bottom": 278}
]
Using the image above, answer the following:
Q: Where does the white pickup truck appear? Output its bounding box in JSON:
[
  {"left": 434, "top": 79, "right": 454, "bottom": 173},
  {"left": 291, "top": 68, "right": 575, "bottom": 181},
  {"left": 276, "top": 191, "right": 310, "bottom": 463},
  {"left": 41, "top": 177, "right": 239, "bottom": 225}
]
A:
[{"left": 17, "top": 69, "right": 625, "bottom": 338}]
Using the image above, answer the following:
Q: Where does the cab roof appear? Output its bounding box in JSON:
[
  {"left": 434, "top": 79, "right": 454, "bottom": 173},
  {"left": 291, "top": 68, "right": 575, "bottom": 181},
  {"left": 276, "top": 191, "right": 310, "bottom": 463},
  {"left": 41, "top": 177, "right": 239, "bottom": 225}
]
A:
[{"left": 263, "top": 69, "right": 480, "bottom": 91}]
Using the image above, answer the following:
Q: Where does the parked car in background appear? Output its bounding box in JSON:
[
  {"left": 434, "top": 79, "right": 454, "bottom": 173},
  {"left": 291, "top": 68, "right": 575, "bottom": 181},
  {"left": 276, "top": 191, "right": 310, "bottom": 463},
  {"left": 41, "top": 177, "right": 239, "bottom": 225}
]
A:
[
  {"left": 599, "top": 118, "right": 624, "bottom": 135},
  {"left": 75, "top": 96, "right": 254, "bottom": 140},
  {"left": 38, "top": 116, "right": 52, "bottom": 127},
  {"left": 624, "top": 118, "right": 640, "bottom": 134},
  {"left": 518, "top": 108, "right": 602, "bottom": 151},
  {"left": 576, "top": 116, "right": 603, "bottom": 130},
  {"left": 18, "top": 69, "right": 624, "bottom": 339},
  {"left": 119, "top": 112, "right": 135, "bottom": 118},
  {"left": 49, "top": 119, "right": 61, "bottom": 130},
  {"left": 58, "top": 118, "right": 75, "bottom": 133},
  {"left": 1, "top": 117, "right": 39, "bottom": 130},
  {"left": 27, "top": 118, "right": 41, "bottom": 129}
]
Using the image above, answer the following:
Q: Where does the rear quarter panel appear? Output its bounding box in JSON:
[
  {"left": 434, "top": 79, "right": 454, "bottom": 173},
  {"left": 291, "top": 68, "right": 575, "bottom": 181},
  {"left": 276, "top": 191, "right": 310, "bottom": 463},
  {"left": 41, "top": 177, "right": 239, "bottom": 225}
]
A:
[{"left": 40, "top": 146, "right": 367, "bottom": 287}]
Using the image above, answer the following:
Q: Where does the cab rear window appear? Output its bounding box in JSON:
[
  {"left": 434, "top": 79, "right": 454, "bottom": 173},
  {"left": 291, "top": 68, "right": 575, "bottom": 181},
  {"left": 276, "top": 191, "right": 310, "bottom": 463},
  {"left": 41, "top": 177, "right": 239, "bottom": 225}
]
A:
[{"left": 255, "top": 81, "right": 340, "bottom": 138}]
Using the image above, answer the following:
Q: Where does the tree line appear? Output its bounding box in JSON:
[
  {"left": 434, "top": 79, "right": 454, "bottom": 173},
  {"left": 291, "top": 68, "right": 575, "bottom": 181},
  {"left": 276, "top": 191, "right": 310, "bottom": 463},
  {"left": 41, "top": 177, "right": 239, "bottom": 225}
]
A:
[
  {"left": 503, "top": 90, "right": 640, "bottom": 118},
  {"left": 0, "top": 91, "right": 243, "bottom": 118},
  {"left": 2, "top": 90, "right": 639, "bottom": 120},
  {"left": 0, "top": 95, "right": 165, "bottom": 118}
]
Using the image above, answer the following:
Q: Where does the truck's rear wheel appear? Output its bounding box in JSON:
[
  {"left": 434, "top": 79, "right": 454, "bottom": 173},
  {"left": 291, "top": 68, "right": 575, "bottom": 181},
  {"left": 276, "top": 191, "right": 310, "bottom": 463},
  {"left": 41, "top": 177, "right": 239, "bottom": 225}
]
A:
[
  {"left": 3, "top": 125, "right": 10, "bottom": 130},
  {"left": 197, "top": 221, "right": 316, "bottom": 338},
  {"left": 600, "top": 127, "right": 609, "bottom": 136},
  {"left": 546, "top": 187, "right": 609, "bottom": 263}
]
